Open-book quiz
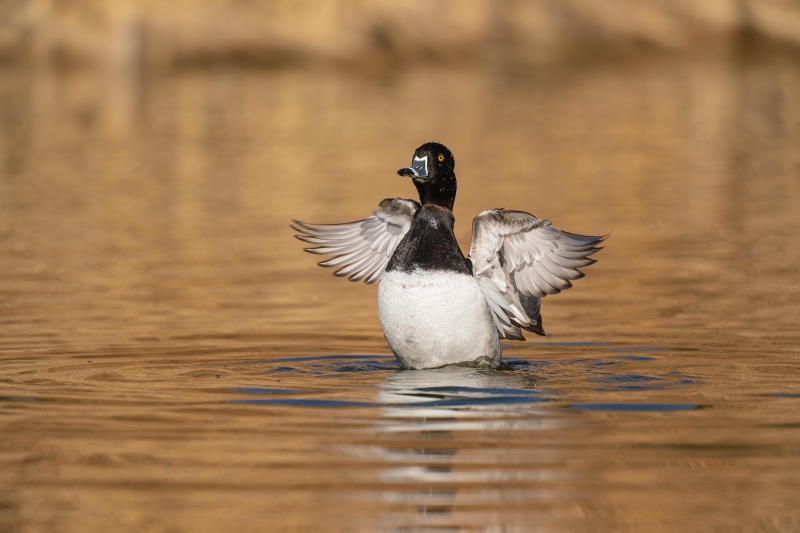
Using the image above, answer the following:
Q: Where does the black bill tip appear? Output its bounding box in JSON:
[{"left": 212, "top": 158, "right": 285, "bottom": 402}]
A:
[{"left": 397, "top": 167, "right": 415, "bottom": 177}]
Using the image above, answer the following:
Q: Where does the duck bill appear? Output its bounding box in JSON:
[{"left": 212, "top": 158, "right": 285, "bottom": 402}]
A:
[
  {"left": 397, "top": 167, "right": 416, "bottom": 177},
  {"left": 397, "top": 155, "right": 428, "bottom": 179}
]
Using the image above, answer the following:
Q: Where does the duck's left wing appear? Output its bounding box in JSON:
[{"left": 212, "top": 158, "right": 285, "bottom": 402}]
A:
[
  {"left": 470, "top": 209, "right": 606, "bottom": 339},
  {"left": 291, "top": 198, "right": 419, "bottom": 284}
]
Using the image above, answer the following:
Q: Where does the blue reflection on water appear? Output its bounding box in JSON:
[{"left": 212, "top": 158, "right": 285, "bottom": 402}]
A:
[{"left": 224, "top": 350, "right": 703, "bottom": 410}]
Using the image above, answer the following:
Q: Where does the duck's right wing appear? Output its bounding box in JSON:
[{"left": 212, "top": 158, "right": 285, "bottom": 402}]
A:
[
  {"left": 470, "top": 209, "right": 606, "bottom": 340},
  {"left": 291, "top": 198, "right": 419, "bottom": 284}
]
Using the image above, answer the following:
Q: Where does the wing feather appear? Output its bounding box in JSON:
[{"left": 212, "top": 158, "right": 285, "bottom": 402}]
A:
[
  {"left": 292, "top": 198, "right": 419, "bottom": 285},
  {"left": 539, "top": 259, "right": 581, "bottom": 281},
  {"left": 318, "top": 246, "right": 374, "bottom": 268},
  {"left": 549, "top": 254, "right": 595, "bottom": 269},
  {"left": 332, "top": 251, "right": 379, "bottom": 278},
  {"left": 470, "top": 208, "right": 605, "bottom": 340},
  {"left": 365, "top": 262, "right": 387, "bottom": 284}
]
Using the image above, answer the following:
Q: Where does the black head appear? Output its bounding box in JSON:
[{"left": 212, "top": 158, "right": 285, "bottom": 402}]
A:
[{"left": 397, "top": 142, "right": 457, "bottom": 210}]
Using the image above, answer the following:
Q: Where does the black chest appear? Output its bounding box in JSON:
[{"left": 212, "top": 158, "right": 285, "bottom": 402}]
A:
[{"left": 386, "top": 206, "right": 471, "bottom": 275}]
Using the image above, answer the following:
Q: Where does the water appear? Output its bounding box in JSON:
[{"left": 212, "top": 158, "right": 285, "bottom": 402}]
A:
[{"left": 1, "top": 58, "right": 800, "bottom": 532}]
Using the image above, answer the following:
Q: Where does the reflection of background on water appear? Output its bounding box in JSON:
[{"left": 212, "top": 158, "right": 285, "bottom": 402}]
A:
[
  {"left": 2, "top": 59, "right": 798, "bottom": 349},
  {"left": 2, "top": 58, "right": 799, "bottom": 532}
]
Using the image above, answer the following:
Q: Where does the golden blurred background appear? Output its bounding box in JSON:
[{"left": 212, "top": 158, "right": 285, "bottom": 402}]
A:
[{"left": 2, "top": 0, "right": 800, "bottom": 69}]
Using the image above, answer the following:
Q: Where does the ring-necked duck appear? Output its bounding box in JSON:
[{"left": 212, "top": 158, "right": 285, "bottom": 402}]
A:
[{"left": 292, "top": 142, "right": 605, "bottom": 369}]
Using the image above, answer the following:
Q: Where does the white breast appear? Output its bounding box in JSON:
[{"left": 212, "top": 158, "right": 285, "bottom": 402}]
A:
[{"left": 377, "top": 270, "right": 501, "bottom": 369}]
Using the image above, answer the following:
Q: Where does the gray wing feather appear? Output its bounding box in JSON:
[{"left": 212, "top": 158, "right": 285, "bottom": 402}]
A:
[
  {"left": 291, "top": 198, "right": 419, "bottom": 284},
  {"left": 470, "top": 208, "right": 605, "bottom": 339}
]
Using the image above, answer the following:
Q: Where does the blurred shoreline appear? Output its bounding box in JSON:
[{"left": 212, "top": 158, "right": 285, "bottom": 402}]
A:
[{"left": 1, "top": 1, "right": 799, "bottom": 72}]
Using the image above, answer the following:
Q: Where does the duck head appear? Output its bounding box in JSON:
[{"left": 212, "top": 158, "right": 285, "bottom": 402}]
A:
[{"left": 397, "top": 142, "right": 457, "bottom": 211}]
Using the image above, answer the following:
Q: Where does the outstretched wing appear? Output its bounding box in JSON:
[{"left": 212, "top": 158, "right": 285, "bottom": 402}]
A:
[
  {"left": 291, "top": 198, "right": 419, "bottom": 284},
  {"left": 469, "top": 209, "right": 606, "bottom": 340}
]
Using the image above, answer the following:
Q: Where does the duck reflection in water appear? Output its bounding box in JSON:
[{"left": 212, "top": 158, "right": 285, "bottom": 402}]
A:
[
  {"left": 293, "top": 142, "right": 605, "bottom": 370},
  {"left": 371, "top": 365, "right": 565, "bottom": 532}
]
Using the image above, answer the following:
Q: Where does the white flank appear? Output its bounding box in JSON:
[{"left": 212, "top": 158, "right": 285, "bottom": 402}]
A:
[{"left": 377, "top": 270, "right": 501, "bottom": 369}]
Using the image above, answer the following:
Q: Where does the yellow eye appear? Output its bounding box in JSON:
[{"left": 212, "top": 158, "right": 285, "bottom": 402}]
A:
[{"left": 438, "top": 154, "right": 445, "bottom": 162}]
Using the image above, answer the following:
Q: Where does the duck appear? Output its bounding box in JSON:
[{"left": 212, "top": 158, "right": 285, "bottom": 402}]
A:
[{"left": 291, "top": 142, "right": 605, "bottom": 370}]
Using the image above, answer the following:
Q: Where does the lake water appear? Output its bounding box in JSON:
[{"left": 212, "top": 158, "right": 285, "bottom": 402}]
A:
[{"left": 1, "top": 58, "right": 799, "bottom": 532}]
